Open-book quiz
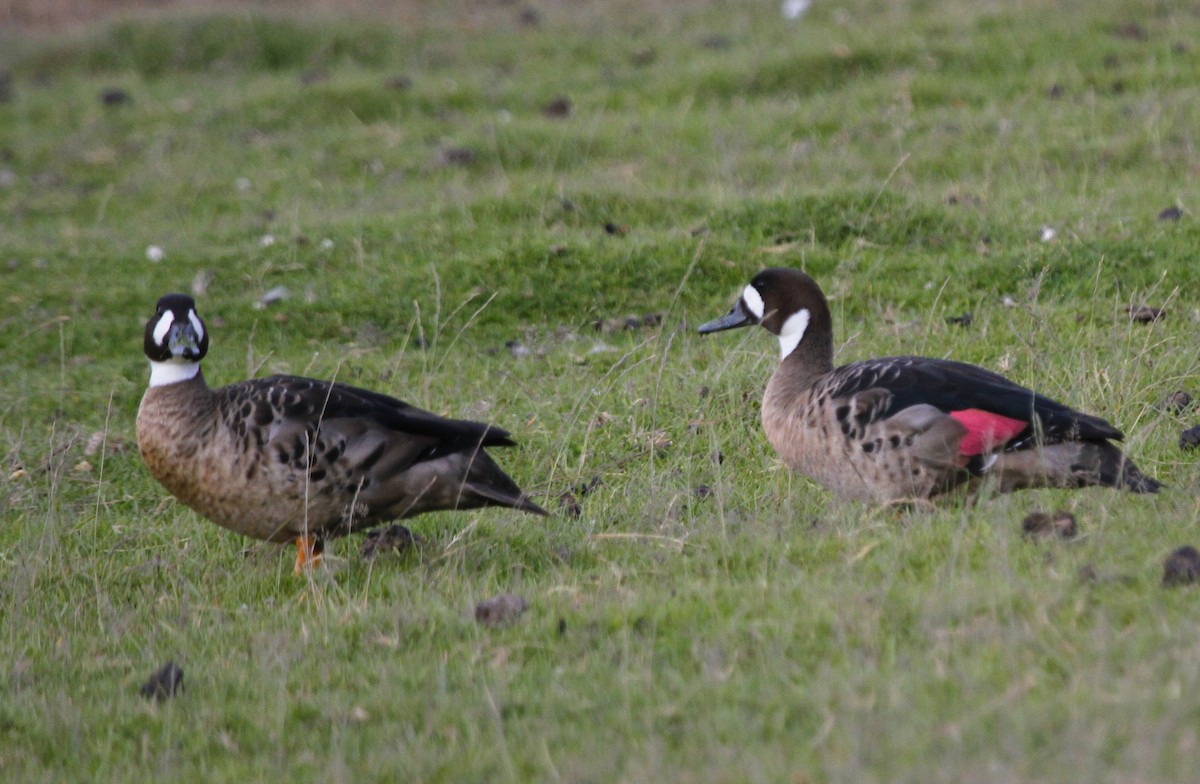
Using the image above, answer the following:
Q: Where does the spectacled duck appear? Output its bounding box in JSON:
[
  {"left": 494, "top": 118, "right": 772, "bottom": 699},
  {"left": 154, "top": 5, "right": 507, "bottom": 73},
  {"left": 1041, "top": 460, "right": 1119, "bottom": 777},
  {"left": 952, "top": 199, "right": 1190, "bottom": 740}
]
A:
[
  {"left": 137, "top": 294, "right": 546, "bottom": 571},
  {"left": 699, "top": 268, "right": 1160, "bottom": 503}
]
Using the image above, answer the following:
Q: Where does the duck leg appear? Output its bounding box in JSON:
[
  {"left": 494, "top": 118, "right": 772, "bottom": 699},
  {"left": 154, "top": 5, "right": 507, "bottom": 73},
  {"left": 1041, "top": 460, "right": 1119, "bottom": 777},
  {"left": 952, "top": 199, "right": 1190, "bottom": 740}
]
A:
[{"left": 294, "top": 534, "right": 325, "bottom": 573}]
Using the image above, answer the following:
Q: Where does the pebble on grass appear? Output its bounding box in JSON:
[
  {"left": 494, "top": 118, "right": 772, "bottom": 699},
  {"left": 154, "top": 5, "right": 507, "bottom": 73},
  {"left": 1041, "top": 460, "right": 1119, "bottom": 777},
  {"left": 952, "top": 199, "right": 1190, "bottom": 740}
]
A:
[
  {"left": 475, "top": 593, "right": 529, "bottom": 626},
  {"left": 139, "top": 661, "right": 184, "bottom": 702},
  {"left": 558, "top": 491, "right": 583, "bottom": 518},
  {"left": 359, "top": 524, "right": 422, "bottom": 560},
  {"left": 946, "top": 312, "right": 973, "bottom": 327},
  {"left": 100, "top": 87, "right": 131, "bottom": 106},
  {"left": 1181, "top": 424, "right": 1200, "bottom": 450},
  {"left": 1125, "top": 304, "right": 1165, "bottom": 324},
  {"left": 1162, "top": 546, "right": 1200, "bottom": 587},
  {"left": 1022, "top": 510, "right": 1078, "bottom": 539},
  {"left": 603, "top": 221, "right": 630, "bottom": 236},
  {"left": 1158, "top": 205, "right": 1183, "bottom": 222},
  {"left": 440, "top": 146, "right": 476, "bottom": 166},
  {"left": 542, "top": 96, "right": 572, "bottom": 119},
  {"left": 1160, "top": 390, "right": 1193, "bottom": 414}
]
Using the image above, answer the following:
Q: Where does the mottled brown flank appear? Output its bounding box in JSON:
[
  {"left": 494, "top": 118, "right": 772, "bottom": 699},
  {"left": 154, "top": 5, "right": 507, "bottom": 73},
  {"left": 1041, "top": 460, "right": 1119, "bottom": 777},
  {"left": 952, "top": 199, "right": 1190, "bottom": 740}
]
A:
[{"left": 137, "top": 371, "right": 545, "bottom": 547}]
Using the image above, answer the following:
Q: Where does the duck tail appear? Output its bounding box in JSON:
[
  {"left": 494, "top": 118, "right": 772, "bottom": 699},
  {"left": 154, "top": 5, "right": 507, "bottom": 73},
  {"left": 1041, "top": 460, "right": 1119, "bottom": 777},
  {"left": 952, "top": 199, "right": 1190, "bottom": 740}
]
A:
[
  {"left": 989, "top": 441, "right": 1162, "bottom": 493},
  {"left": 460, "top": 449, "right": 549, "bottom": 515}
]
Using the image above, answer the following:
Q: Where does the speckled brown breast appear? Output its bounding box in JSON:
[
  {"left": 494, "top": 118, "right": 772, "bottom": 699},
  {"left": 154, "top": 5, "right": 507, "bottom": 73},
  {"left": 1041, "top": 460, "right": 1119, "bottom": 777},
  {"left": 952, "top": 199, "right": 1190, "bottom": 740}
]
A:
[
  {"left": 137, "top": 379, "right": 310, "bottom": 542},
  {"left": 761, "top": 369, "right": 969, "bottom": 504}
]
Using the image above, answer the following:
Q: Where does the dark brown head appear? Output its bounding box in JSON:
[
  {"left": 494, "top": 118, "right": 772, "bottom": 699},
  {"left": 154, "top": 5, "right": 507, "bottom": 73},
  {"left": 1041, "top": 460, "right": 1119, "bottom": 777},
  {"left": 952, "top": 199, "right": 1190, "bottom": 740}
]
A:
[
  {"left": 698, "top": 268, "right": 833, "bottom": 361},
  {"left": 144, "top": 293, "right": 209, "bottom": 386}
]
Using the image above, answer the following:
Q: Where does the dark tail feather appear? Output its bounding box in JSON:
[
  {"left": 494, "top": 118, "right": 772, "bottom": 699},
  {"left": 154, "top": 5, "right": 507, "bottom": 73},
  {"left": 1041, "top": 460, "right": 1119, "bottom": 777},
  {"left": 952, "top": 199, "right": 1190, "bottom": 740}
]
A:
[
  {"left": 1112, "top": 453, "right": 1163, "bottom": 494},
  {"left": 990, "top": 441, "right": 1162, "bottom": 493},
  {"left": 462, "top": 450, "right": 548, "bottom": 515}
]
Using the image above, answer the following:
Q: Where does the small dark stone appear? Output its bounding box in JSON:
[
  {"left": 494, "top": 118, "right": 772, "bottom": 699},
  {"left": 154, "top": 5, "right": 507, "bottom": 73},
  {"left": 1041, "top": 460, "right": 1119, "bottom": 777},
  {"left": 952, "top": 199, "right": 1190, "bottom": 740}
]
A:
[
  {"left": 1181, "top": 424, "right": 1200, "bottom": 450},
  {"left": 412, "top": 336, "right": 430, "bottom": 350},
  {"left": 557, "top": 617, "right": 567, "bottom": 636},
  {"left": 1022, "top": 510, "right": 1076, "bottom": 539},
  {"left": 517, "top": 7, "right": 541, "bottom": 27},
  {"left": 542, "top": 96, "right": 572, "bottom": 119},
  {"left": 440, "top": 147, "right": 476, "bottom": 166},
  {"left": 359, "top": 524, "right": 422, "bottom": 559},
  {"left": 557, "top": 491, "right": 582, "bottom": 518},
  {"left": 946, "top": 312, "right": 973, "bottom": 327},
  {"left": 1125, "top": 304, "right": 1165, "bottom": 324},
  {"left": 603, "top": 222, "right": 630, "bottom": 236},
  {"left": 1052, "top": 511, "right": 1078, "bottom": 539},
  {"left": 1157, "top": 205, "right": 1183, "bottom": 222},
  {"left": 693, "top": 484, "right": 713, "bottom": 499},
  {"left": 1162, "top": 546, "right": 1200, "bottom": 586},
  {"left": 1046, "top": 83, "right": 1065, "bottom": 99},
  {"left": 385, "top": 75, "right": 413, "bottom": 90},
  {"left": 475, "top": 593, "right": 529, "bottom": 625},
  {"left": 1160, "top": 390, "right": 1193, "bottom": 414},
  {"left": 641, "top": 313, "right": 663, "bottom": 327},
  {"left": 623, "top": 316, "right": 643, "bottom": 330},
  {"left": 100, "top": 87, "right": 131, "bottom": 106},
  {"left": 630, "top": 48, "right": 657, "bottom": 67},
  {"left": 699, "top": 34, "right": 732, "bottom": 50},
  {"left": 1114, "top": 21, "right": 1148, "bottom": 41},
  {"left": 139, "top": 661, "right": 184, "bottom": 702},
  {"left": 1022, "top": 512, "right": 1053, "bottom": 537}
]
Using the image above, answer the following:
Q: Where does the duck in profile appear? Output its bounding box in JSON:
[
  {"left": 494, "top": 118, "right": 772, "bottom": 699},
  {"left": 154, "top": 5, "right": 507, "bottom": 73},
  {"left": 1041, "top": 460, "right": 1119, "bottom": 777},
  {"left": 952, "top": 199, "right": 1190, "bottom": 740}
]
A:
[
  {"left": 699, "top": 268, "right": 1161, "bottom": 503},
  {"left": 136, "top": 293, "right": 546, "bottom": 571}
]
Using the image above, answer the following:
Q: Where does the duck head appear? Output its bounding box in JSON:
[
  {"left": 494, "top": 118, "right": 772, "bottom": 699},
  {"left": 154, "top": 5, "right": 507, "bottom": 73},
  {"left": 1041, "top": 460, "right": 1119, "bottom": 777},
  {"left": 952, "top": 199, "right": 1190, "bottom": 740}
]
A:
[
  {"left": 144, "top": 293, "right": 209, "bottom": 386},
  {"left": 698, "top": 268, "right": 833, "bottom": 361}
]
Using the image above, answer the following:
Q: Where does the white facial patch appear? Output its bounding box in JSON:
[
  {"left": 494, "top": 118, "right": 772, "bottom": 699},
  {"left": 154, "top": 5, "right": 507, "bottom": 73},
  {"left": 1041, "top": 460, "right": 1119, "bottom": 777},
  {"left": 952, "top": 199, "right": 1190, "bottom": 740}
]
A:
[
  {"left": 187, "top": 309, "right": 205, "bottom": 342},
  {"left": 148, "top": 359, "right": 201, "bottom": 387},
  {"left": 152, "top": 310, "right": 175, "bottom": 346},
  {"left": 777, "top": 308, "right": 810, "bottom": 360},
  {"left": 741, "top": 285, "right": 765, "bottom": 320}
]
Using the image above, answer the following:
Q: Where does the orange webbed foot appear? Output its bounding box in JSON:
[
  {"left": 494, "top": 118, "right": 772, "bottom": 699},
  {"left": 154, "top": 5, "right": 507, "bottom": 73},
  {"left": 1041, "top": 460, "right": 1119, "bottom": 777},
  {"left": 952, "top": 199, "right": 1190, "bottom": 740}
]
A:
[{"left": 294, "top": 534, "right": 325, "bottom": 573}]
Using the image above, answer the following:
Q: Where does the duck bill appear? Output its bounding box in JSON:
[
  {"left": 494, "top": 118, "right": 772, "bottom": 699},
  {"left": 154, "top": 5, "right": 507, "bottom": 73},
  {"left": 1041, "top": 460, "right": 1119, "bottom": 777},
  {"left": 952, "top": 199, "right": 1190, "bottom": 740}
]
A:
[
  {"left": 167, "top": 322, "right": 202, "bottom": 360},
  {"left": 698, "top": 301, "right": 755, "bottom": 334}
]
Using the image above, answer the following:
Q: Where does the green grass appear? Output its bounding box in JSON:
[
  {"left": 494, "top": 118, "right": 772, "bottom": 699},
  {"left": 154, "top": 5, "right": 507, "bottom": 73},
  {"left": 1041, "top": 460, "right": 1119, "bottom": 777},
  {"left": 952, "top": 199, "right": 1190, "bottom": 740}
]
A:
[{"left": 2, "top": 0, "right": 1200, "bottom": 780}]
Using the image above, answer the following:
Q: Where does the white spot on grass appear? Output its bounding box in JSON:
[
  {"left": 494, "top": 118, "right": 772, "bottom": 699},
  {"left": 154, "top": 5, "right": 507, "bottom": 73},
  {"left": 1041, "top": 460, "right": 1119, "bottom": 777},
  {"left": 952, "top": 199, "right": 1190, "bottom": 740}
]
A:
[
  {"left": 778, "top": 308, "right": 810, "bottom": 359},
  {"left": 319, "top": 238, "right": 334, "bottom": 251},
  {"left": 259, "top": 233, "right": 276, "bottom": 248},
  {"left": 146, "top": 245, "right": 164, "bottom": 262},
  {"left": 781, "top": 0, "right": 811, "bottom": 20},
  {"left": 1040, "top": 225, "right": 1057, "bottom": 242},
  {"left": 255, "top": 285, "right": 291, "bottom": 309},
  {"left": 235, "top": 177, "right": 251, "bottom": 192}
]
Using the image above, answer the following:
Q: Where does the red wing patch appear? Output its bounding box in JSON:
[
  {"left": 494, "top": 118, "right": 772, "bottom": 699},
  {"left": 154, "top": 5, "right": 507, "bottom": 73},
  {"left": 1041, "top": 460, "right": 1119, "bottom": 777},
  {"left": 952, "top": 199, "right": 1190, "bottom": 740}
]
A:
[{"left": 949, "top": 408, "right": 1028, "bottom": 456}]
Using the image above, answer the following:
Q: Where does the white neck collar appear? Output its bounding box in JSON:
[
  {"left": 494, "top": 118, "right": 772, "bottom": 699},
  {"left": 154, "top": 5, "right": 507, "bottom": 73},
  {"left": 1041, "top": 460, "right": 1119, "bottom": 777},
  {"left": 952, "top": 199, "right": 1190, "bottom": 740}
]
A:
[
  {"left": 149, "top": 360, "right": 201, "bottom": 387},
  {"left": 777, "top": 309, "right": 811, "bottom": 360}
]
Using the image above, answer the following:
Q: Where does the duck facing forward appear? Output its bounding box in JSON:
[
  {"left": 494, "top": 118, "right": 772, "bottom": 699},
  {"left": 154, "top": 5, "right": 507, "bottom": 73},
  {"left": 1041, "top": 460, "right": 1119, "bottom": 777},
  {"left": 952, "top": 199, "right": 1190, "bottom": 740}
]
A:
[
  {"left": 699, "top": 268, "right": 1160, "bottom": 503},
  {"left": 136, "top": 293, "right": 546, "bottom": 571}
]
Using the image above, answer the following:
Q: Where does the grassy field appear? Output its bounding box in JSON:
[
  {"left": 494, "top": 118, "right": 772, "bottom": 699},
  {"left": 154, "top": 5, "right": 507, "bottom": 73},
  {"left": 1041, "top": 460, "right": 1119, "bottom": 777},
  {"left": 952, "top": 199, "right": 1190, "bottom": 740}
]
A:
[{"left": 2, "top": 0, "right": 1200, "bottom": 780}]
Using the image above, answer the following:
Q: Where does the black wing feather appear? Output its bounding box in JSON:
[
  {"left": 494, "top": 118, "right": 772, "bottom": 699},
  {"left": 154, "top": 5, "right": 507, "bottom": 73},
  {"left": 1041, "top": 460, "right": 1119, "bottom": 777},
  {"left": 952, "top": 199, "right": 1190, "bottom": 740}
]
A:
[
  {"left": 821, "top": 356, "right": 1123, "bottom": 444},
  {"left": 230, "top": 375, "right": 516, "bottom": 447}
]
